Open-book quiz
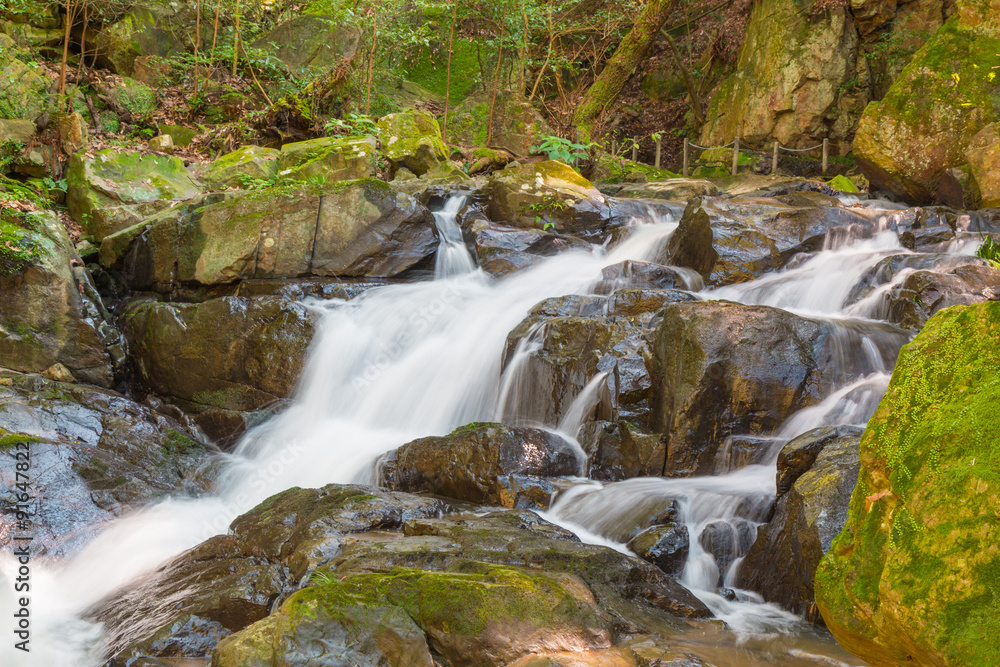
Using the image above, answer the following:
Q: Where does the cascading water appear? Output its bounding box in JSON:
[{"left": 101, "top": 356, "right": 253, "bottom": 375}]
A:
[{"left": 0, "top": 195, "right": 982, "bottom": 666}]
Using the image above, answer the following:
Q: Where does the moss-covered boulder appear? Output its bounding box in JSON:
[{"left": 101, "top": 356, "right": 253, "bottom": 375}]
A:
[
  {"left": 100, "top": 180, "right": 436, "bottom": 290},
  {"left": 122, "top": 296, "right": 317, "bottom": 441},
  {"left": 276, "top": 135, "right": 377, "bottom": 184},
  {"left": 66, "top": 149, "right": 202, "bottom": 241},
  {"left": 0, "top": 372, "right": 208, "bottom": 557},
  {"left": 105, "top": 76, "right": 158, "bottom": 117},
  {"left": 966, "top": 122, "right": 1000, "bottom": 208},
  {"left": 0, "top": 210, "right": 116, "bottom": 386},
  {"left": 377, "top": 110, "right": 449, "bottom": 176},
  {"left": 446, "top": 90, "right": 551, "bottom": 156},
  {"left": 0, "top": 118, "right": 35, "bottom": 145},
  {"left": 737, "top": 426, "right": 863, "bottom": 622},
  {"left": 816, "top": 301, "right": 1000, "bottom": 666},
  {"left": 200, "top": 145, "right": 281, "bottom": 190},
  {"left": 251, "top": 15, "right": 359, "bottom": 77},
  {"left": 218, "top": 562, "right": 613, "bottom": 667},
  {"left": 700, "top": 0, "right": 866, "bottom": 153},
  {"left": 853, "top": 6, "right": 1000, "bottom": 202},
  {"left": 0, "top": 34, "right": 51, "bottom": 120},
  {"left": 488, "top": 161, "right": 612, "bottom": 239},
  {"left": 378, "top": 423, "right": 582, "bottom": 507}
]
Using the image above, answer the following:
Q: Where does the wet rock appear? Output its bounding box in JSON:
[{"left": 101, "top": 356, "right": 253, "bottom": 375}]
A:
[
  {"left": 648, "top": 301, "right": 829, "bottom": 476},
  {"left": 0, "top": 372, "right": 209, "bottom": 558},
  {"left": 664, "top": 197, "right": 876, "bottom": 286},
  {"left": 66, "top": 149, "right": 202, "bottom": 241},
  {"left": 489, "top": 161, "right": 613, "bottom": 240},
  {"left": 376, "top": 110, "right": 449, "bottom": 176},
  {"left": 776, "top": 426, "right": 864, "bottom": 496},
  {"left": 698, "top": 521, "right": 755, "bottom": 585},
  {"left": 219, "top": 561, "right": 614, "bottom": 667},
  {"left": 627, "top": 524, "right": 690, "bottom": 577},
  {"left": 465, "top": 218, "right": 594, "bottom": 277},
  {"left": 600, "top": 179, "right": 720, "bottom": 201},
  {"left": 98, "top": 485, "right": 451, "bottom": 662},
  {"left": 377, "top": 423, "right": 581, "bottom": 507},
  {"left": 738, "top": 427, "right": 861, "bottom": 622},
  {"left": 886, "top": 264, "right": 1000, "bottom": 329},
  {"left": 122, "top": 296, "right": 317, "bottom": 442},
  {"left": 967, "top": 122, "right": 1000, "bottom": 208},
  {"left": 578, "top": 420, "right": 665, "bottom": 482},
  {"left": 898, "top": 224, "right": 955, "bottom": 251},
  {"left": 844, "top": 253, "right": 990, "bottom": 308},
  {"left": 508, "top": 647, "right": 638, "bottom": 667},
  {"left": 100, "top": 180, "right": 437, "bottom": 290},
  {"left": 817, "top": 301, "right": 1000, "bottom": 665},
  {"left": 1, "top": 209, "right": 117, "bottom": 387},
  {"left": 594, "top": 260, "right": 703, "bottom": 294}
]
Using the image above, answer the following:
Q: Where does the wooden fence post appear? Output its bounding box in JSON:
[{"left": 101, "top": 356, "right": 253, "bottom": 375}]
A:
[
  {"left": 631, "top": 141, "right": 638, "bottom": 162},
  {"left": 655, "top": 136, "right": 662, "bottom": 169},
  {"left": 772, "top": 141, "right": 779, "bottom": 175},
  {"left": 822, "top": 138, "right": 829, "bottom": 176},
  {"left": 683, "top": 138, "right": 689, "bottom": 177},
  {"left": 732, "top": 137, "right": 740, "bottom": 176}
]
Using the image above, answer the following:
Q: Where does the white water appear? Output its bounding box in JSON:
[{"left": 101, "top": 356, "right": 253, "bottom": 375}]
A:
[{"left": 0, "top": 196, "right": 980, "bottom": 665}]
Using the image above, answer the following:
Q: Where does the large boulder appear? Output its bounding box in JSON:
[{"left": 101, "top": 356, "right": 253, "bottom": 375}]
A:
[
  {"left": 0, "top": 33, "right": 51, "bottom": 120},
  {"left": 700, "top": 0, "right": 866, "bottom": 153},
  {"left": 377, "top": 110, "right": 449, "bottom": 176},
  {"left": 663, "top": 196, "right": 876, "bottom": 286},
  {"left": 816, "top": 301, "right": 1000, "bottom": 666},
  {"left": 463, "top": 218, "right": 593, "bottom": 277},
  {"left": 488, "top": 161, "right": 612, "bottom": 240},
  {"left": 377, "top": 423, "right": 582, "bottom": 507},
  {"left": 0, "top": 372, "right": 209, "bottom": 558},
  {"left": 885, "top": 263, "right": 1000, "bottom": 329},
  {"left": 736, "top": 426, "right": 863, "bottom": 622},
  {"left": 66, "top": 149, "right": 202, "bottom": 241},
  {"left": 122, "top": 296, "right": 317, "bottom": 442},
  {"left": 96, "top": 485, "right": 451, "bottom": 662},
  {"left": 853, "top": 7, "right": 1000, "bottom": 202},
  {"left": 648, "top": 302, "right": 828, "bottom": 476},
  {"left": 199, "top": 144, "right": 281, "bottom": 191},
  {"left": 0, "top": 209, "right": 117, "bottom": 386},
  {"left": 91, "top": 2, "right": 191, "bottom": 76},
  {"left": 100, "top": 180, "right": 437, "bottom": 290},
  {"left": 251, "top": 15, "right": 359, "bottom": 77},
  {"left": 966, "top": 122, "right": 1000, "bottom": 208},
  {"left": 275, "top": 135, "right": 377, "bottom": 184}
]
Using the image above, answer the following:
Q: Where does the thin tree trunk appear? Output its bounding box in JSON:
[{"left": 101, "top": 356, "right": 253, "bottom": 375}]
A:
[
  {"left": 661, "top": 28, "right": 702, "bottom": 125},
  {"left": 208, "top": 0, "right": 223, "bottom": 82},
  {"left": 232, "top": 0, "right": 241, "bottom": 77},
  {"left": 573, "top": 0, "right": 679, "bottom": 140},
  {"left": 365, "top": 7, "right": 378, "bottom": 113},
  {"left": 442, "top": 1, "right": 458, "bottom": 142},
  {"left": 194, "top": 0, "right": 202, "bottom": 95},
  {"left": 486, "top": 17, "right": 505, "bottom": 146},
  {"left": 59, "top": 0, "right": 76, "bottom": 100}
]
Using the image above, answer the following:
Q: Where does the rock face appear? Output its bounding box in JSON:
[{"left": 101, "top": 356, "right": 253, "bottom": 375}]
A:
[
  {"left": 648, "top": 302, "right": 830, "bottom": 476},
  {"left": 488, "top": 161, "right": 613, "bottom": 240},
  {"left": 200, "top": 145, "right": 281, "bottom": 190},
  {"left": 100, "top": 180, "right": 437, "bottom": 290},
  {"left": 736, "top": 426, "right": 863, "bottom": 622},
  {"left": 447, "top": 91, "right": 551, "bottom": 157},
  {"left": 66, "top": 149, "right": 202, "bottom": 241},
  {"left": 251, "top": 15, "right": 359, "bottom": 77},
  {"left": 0, "top": 372, "right": 209, "bottom": 558},
  {"left": 816, "top": 302, "right": 1000, "bottom": 665},
  {"left": 91, "top": 2, "right": 191, "bottom": 76},
  {"left": 664, "top": 196, "right": 875, "bottom": 286},
  {"left": 853, "top": 5, "right": 1000, "bottom": 202},
  {"left": 700, "top": 0, "right": 866, "bottom": 153},
  {"left": 967, "top": 122, "right": 1000, "bottom": 208},
  {"left": 378, "top": 423, "right": 582, "bottom": 507},
  {"left": 276, "top": 135, "right": 377, "bottom": 184},
  {"left": 0, "top": 33, "right": 50, "bottom": 120},
  {"left": 0, "top": 210, "right": 117, "bottom": 387},
  {"left": 122, "top": 296, "right": 317, "bottom": 441}
]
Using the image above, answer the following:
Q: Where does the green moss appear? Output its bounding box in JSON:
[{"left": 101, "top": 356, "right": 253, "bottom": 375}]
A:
[
  {"left": 816, "top": 302, "right": 1000, "bottom": 665},
  {"left": 403, "top": 40, "right": 480, "bottom": 106},
  {"left": 0, "top": 218, "right": 38, "bottom": 274},
  {"left": 0, "top": 429, "right": 44, "bottom": 452},
  {"left": 827, "top": 174, "right": 860, "bottom": 193},
  {"left": 163, "top": 429, "right": 201, "bottom": 455}
]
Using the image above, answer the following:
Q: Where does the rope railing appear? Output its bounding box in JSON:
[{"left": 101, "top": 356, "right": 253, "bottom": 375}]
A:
[{"left": 604, "top": 134, "right": 831, "bottom": 178}]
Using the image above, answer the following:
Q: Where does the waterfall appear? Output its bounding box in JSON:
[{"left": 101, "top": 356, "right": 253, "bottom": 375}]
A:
[{"left": 0, "top": 194, "right": 978, "bottom": 665}]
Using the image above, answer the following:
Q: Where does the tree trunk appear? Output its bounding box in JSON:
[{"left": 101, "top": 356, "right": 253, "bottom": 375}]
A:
[{"left": 573, "top": 0, "right": 678, "bottom": 140}]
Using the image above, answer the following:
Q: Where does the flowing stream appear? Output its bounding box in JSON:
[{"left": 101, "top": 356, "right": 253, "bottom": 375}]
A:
[{"left": 0, "top": 195, "right": 980, "bottom": 665}]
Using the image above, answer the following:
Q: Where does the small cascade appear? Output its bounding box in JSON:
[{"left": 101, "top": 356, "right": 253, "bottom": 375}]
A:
[{"left": 433, "top": 195, "right": 476, "bottom": 278}]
